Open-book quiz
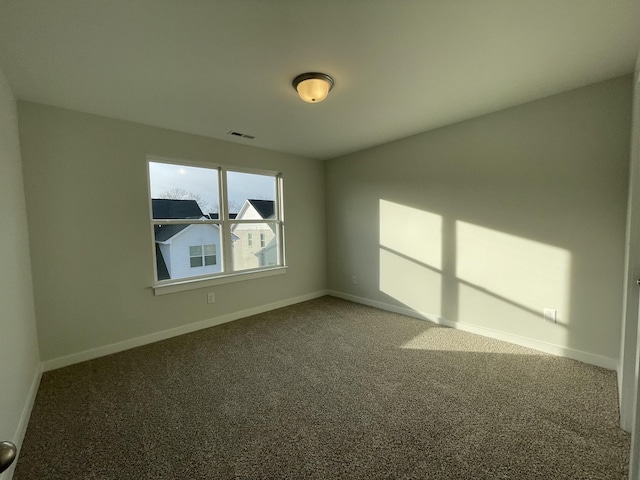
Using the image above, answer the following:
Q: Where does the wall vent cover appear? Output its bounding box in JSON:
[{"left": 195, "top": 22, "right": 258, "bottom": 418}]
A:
[{"left": 227, "top": 130, "right": 255, "bottom": 139}]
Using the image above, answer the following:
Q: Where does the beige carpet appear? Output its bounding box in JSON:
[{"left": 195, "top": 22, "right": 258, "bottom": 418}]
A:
[{"left": 15, "top": 296, "right": 629, "bottom": 479}]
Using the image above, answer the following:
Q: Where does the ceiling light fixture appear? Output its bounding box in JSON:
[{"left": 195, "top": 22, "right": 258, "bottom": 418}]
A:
[{"left": 292, "top": 72, "right": 334, "bottom": 103}]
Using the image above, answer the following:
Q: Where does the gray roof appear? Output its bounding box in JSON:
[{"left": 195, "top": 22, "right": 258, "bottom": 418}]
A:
[
  {"left": 154, "top": 224, "right": 190, "bottom": 242},
  {"left": 247, "top": 199, "right": 274, "bottom": 219},
  {"left": 155, "top": 244, "right": 170, "bottom": 281},
  {"left": 152, "top": 199, "right": 203, "bottom": 219},
  {"left": 152, "top": 198, "right": 206, "bottom": 243}
]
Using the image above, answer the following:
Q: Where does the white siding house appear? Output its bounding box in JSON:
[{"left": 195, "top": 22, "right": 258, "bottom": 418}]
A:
[
  {"left": 152, "top": 199, "right": 227, "bottom": 281},
  {"left": 231, "top": 200, "right": 277, "bottom": 271},
  {"left": 153, "top": 198, "right": 275, "bottom": 279},
  {"left": 157, "top": 223, "right": 222, "bottom": 280}
]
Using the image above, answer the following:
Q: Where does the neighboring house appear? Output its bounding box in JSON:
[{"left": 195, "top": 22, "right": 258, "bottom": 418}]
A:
[
  {"left": 231, "top": 199, "right": 277, "bottom": 270},
  {"left": 153, "top": 198, "right": 274, "bottom": 279},
  {"left": 152, "top": 199, "right": 223, "bottom": 281}
]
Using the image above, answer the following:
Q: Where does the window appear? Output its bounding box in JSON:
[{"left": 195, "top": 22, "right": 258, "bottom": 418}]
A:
[
  {"left": 189, "top": 246, "right": 203, "bottom": 267},
  {"left": 204, "top": 244, "right": 217, "bottom": 266},
  {"left": 148, "top": 159, "right": 284, "bottom": 287},
  {"left": 189, "top": 244, "right": 216, "bottom": 268}
]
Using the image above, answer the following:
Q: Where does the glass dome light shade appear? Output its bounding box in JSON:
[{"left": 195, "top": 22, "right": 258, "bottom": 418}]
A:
[{"left": 292, "top": 73, "right": 334, "bottom": 103}]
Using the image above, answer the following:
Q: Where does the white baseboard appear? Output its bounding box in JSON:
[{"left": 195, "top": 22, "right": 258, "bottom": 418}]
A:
[
  {"left": 1, "top": 363, "right": 42, "bottom": 480},
  {"left": 328, "top": 290, "right": 617, "bottom": 370},
  {"left": 43, "top": 290, "right": 329, "bottom": 372}
]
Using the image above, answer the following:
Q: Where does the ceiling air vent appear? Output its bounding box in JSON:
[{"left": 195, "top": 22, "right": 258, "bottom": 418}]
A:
[{"left": 227, "top": 130, "right": 255, "bottom": 140}]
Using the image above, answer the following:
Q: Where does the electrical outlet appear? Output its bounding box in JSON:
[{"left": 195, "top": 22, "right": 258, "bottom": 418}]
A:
[
  {"left": 352, "top": 275, "right": 357, "bottom": 285},
  {"left": 543, "top": 308, "right": 556, "bottom": 323},
  {"left": 207, "top": 292, "right": 215, "bottom": 304}
]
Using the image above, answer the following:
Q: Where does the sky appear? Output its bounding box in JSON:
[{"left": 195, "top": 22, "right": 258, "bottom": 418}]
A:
[{"left": 149, "top": 161, "right": 276, "bottom": 214}]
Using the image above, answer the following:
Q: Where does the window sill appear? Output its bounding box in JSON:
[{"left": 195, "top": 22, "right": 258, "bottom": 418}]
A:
[{"left": 152, "top": 266, "right": 287, "bottom": 296}]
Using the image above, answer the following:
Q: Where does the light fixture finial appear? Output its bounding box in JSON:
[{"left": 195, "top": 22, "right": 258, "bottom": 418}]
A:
[{"left": 292, "top": 72, "right": 334, "bottom": 103}]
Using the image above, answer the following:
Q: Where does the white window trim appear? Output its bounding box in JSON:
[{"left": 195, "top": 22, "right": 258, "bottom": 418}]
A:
[
  {"left": 147, "top": 156, "right": 286, "bottom": 295},
  {"left": 152, "top": 266, "right": 287, "bottom": 295}
]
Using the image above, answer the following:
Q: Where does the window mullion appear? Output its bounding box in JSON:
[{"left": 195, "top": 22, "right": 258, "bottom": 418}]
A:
[
  {"left": 219, "top": 168, "right": 233, "bottom": 274},
  {"left": 277, "top": 173, "right": 285, "bottom": 266},
  {"left": 152, "top": 220, "right": 220, "bottom": 225}
]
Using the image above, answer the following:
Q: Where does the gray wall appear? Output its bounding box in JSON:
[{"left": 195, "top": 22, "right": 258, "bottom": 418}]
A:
[
  {"left": 326, "top": 75, "right": 632, "bottom": 366},
  {"left": 0, "top": 69, "right": 40, "bottom": 479},
  {"left": 18, "top": 102, "right": 327, "bottom": 363}
]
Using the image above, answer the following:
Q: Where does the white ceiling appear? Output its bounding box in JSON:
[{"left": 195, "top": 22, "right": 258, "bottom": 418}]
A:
[{"left": 1, "top": 0, "right": 639, "bottom": 160}]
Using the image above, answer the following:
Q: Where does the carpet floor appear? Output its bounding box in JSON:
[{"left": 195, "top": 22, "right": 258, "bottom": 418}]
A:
[{"left": 15, "top": 296, "right": 630, "bottom": 479}]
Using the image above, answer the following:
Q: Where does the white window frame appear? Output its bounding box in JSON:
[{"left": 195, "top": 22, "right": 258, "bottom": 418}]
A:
[{"left": 147, "top": 156, "right": 286, "bottom": 295}]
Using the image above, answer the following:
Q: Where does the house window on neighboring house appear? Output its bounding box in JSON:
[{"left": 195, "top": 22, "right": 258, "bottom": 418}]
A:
[
  {"left": 148, "top": 159, "right": 285, "bottom": 288},
  {"left": 189, "top": 245, "right": 216, "bottom": 268},
  {"left": 204, "top": 244, "right": 216, "bottom": 266},
  {"left": 189, "top": 246, "right": 204, "bottom": 267}
]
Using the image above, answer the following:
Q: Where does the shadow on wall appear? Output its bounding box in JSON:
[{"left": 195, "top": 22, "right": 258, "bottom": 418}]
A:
[{"left": 379, "top": 199, "right": 571, "bottom": 348}]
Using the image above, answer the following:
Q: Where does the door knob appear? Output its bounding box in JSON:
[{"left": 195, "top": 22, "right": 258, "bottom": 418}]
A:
[{"left": 0, "top": 441, "right": 17, "bottom": 474}]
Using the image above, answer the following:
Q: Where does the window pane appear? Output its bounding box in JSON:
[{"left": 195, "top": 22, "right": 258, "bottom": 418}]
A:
[
  {"left": 226, "top": 171, "right": 276, "bottom": 219},
  {"left": 149, "top": 162, "right": 219, "bottom": 218},
  {"left": 203, "top": 244, "right": 216, "bottom": 255},
  {"left": 204, "top": 255, "right": 216, "bottom": 266},
  {"left": 230, "top": 222, "right": 279, "bottom": 271},
  {"left": 154, "top": 224, "right": 223, "bottom": 281}
]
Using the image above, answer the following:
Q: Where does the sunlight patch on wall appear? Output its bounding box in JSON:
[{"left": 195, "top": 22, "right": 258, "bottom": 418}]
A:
[
  {"left": 378, "top": 201, "right": 571, "bottom": 351},
  {"left": 380, "top": 248, "right": 442, "bottom": 315},
  {"left": 456, "top": 221, "right": 571, "bottom": 329},
  {"left": 379, "top": 200, "right": 442, "bottom": 315},
  {"left": 380, "top": 200, "right": 442, "bottom": 269}
]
